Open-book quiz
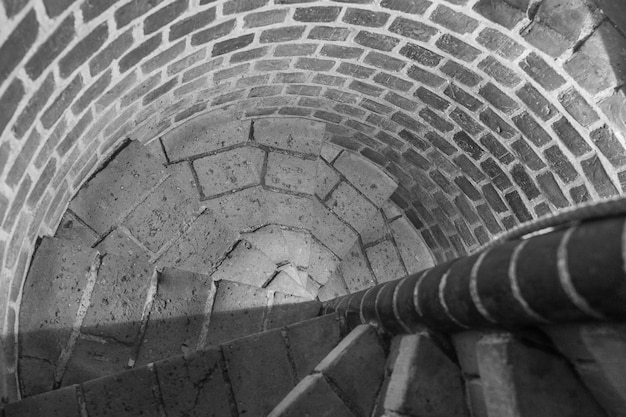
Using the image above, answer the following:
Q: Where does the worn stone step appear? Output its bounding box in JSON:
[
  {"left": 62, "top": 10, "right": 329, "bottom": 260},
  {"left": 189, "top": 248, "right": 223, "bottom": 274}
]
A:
[
  {"left": 209, "top": 239, "right": 277, "bottom": 288},
  {"left": 269, "top": 324, "right": 387, "bottom": 417},
  {"left": 5, "top": 314, "right": 343, "bottom": 417}
]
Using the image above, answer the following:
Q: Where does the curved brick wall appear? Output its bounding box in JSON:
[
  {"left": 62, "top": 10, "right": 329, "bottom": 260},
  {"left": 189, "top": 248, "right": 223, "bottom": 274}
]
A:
[{"left": 1, "top": 0, "right": 626, "bottom": 402}]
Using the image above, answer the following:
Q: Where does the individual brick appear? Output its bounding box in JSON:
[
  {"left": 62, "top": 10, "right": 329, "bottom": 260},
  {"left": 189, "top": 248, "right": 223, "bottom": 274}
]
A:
[
  {"left": 223, "top": 0, "right": 267, "bottom": 14},
  {"left": 364, "top": 51, "right": 405, "bottom": 71},
  {"left": 590, "top": 125, "right": 626, "bottom": 167},
  {"left": 430, "top": 4, "right": 478, "bottom": 34},
  {"left": 570, "top": 184, "right": 590, "bottom": 203},
  {"left": 450, "top": 108, "right": 484, "bottom": 136},
  {"left": 444, "top": 84, "right": 483, "bottom": 111},
  {"left": 478, "top": 56, "right": 521, "bottom": 87},
  {"left": 119, "top": 34, "right": 161, "bottom": 73},
  {"left": 473, "top": 0, "right": 525, "bottom": 29},
  {"left": 482, "top": 182, "right": 509, "bottom": 212},
  {"left": 511, "top": 138, "right": 545, "bottom": 171},
  {"left": 194, "top": 147, "right": 264, "bottom": 197},
  {"left": 479, "top": 82, "right": 519, "bottom": 114},
  {"left": 512, "top": 112, "right": 551, "bottom": 146},
  {"left": 293, "top": 6, "right": 341, "bottom": 22},
  {"left": 0, "top": 79, "right": 25, "bottom": 138},
  {"left": 143, "top": 0, "right": 187, "bottom": 35},
  {"left": 400, "top": 44, "right": 442, "bottom": 66},
  {"left": 543, "top": 145, "right": 579, "bottom": 183},
  {"left": 599, "top": 89, "right": 626, "bottom": 137},
  {"left": 537, "top": 171, "right": 569, "bottom": 208},
  {"left": 320, "top": 44, "right": 363, "bottom": 59},
  {"left": 519, "top": 52, "right": 565, "bottom": 91},
  {"left": 260, "top": 26, "right": 306, "bottom": 43},
  {"left": 389, "top": 16, "right": 437, "bottom": 41},
  {"left": 510, "top": 164, "right": 540, "bottom": 200},
  {"left": 476, "top": 27, "right": 524, "bottom": 60},
  {"left": 435, "top": 34, "right": 481, "bottom": 62},
  {"left": 558, "top": 88, "right": 599, "bottom": 127},
  {"left": 191, "top": 19, "right": 235, "bottom": 45},
  {"left": 308, "top": 25, "right": 351, "bottom": 41},
  {"left": 504, "top": 190, "right": 532, "bottom": 222},
  {"left": 551, "top": 117, "right": 592, "bottom": 156},
  {"left": 581, "top": 154, "right": 619, "bottom": 198},
  {"left": 354, "top": 30, "right": 399, "bottom": 51},
  {"left": 481, "top": 158, "right": 513, "bottom": 190},
  {"left": 454, "top": 131, "right": 483, "bottom": 160},
  {"left": 479, "top": 108, "right": 516, "bottom": 139},
  {"left": 342, "top": 8, "right": 390, "bottom": 27},
  {"left": 414, "top": 87, "right": 449, "bottom": 111},
  {"left": 419, "top": 108, "right": 453, "bottom": 132},
  {"left": 440, "top": 61, "right": 481, "bottom": 86},
  {"left": 515, "top": 83, "right": 556, "bottom": 121},
  {"left": 265, "top": 152, "right": 317, "bottom": 194},
  {"left": 336, "top": 62, "right": 375, "bottom": 79},
  {"left": 26, "top": 15, "right": 75, "bottom": 79},
  {"left": 381, "top": 0, "right": 431, "bottom": 14},
  {"left": 0, "top": 10, "right": 39, "bottom": 83},
  {"left": 213, "top": 33, "right": 254, "bottom": 56}
]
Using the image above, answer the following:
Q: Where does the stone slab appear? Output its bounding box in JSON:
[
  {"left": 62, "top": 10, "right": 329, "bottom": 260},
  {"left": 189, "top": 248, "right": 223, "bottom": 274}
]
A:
[
  {"left": 265, "top": 152, "right": 317, "bottom": 194},
  {"left": 265, "top": 190, "right": 315, "bottom": 230},
  {"left": 310, "top": 199, "right": 358, "bottom": 258},
  {"left": 162, "top": 113, "right": 250, "bottom": 161},
  {"left": 389, "top": 217, "right": 435, "bottom": 274},
  {"left": 360, "top": 209, "right": 387, "bottom": 245},
  {"left": 202, "top": 186, "right": 269, "bottom": 233},
  {"left": 340, "top": 242, "right": 377, "bottom": 293},
  {"left": 254, "top": 117, "right": 325, "bottom": 155},
  {"left": 266, "top": 271, "right": 312, "bottom": 299},
  {"left": 266, "top": 293, "right": 321, "bottom": 330},
  {"left": 315, "top": 159, "right": 341, "bottom": 200},
  {"left": 5, "top": 385, "right": 81, "bottom": 417},
  {"left": 366, "top": 239, "right": 407, "bottom": 283},
  {"left": 317, "top": 271, "right": 349, "bottom": 302},
  {"left": 326, "top": 181, "right": 379, "bottom": 233},
  {"left": 241, "top": 225, "right": 289, "bottom": 263},
  {"left": 165, "top": 161, "right": 198, "bottom": 197},
  {"left": 62, "top": 337, "right": 131, "bottom": 387},
  {"left": 210, "top": 240, "right": 276, "bottom": 287},
  {"left": 334, "top": 151, "right": 397, "bottom": 207},
  {"left": 308, "top": 240, "right": 340, "bottom": 286},
  {"left": 281, "top": 229, "right": 312, "bottom": 268},
  {"left": 194, "top": 146, "right": 265, "bottom": 197}
]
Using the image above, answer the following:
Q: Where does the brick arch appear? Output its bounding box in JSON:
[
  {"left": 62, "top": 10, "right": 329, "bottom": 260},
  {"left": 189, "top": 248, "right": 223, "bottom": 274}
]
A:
[{"left": 0, "top": 0, "right": 625, "bottom": 401}]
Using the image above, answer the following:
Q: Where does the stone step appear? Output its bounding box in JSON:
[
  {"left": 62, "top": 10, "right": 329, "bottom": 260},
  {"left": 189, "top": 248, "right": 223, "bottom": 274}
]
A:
[
  {"left": 268, "top": 324, "right": 387, "bottom": 417},
  {"left": 5, "top": 314, "right": 343, "bottom": 417}
]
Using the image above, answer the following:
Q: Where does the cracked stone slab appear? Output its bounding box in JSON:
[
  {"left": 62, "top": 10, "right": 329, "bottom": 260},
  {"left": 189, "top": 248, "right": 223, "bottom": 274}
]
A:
[
  {"left": 254, "top": 118, "right": 325, "bottom": 155},
  {"left": 265, "top": 191, "right": 316, "bottom": 230},
  {"left": 366, "top": 239, "right": 407, "bottom": 284},
  {"left": 70, "top": 141, "right": 166, "bottom": 235},
  {"left": 265, "top": 152, "right": 317, "bottom": 194},
  {"left": 123, "top": 176, "right": 200, "bottom": 252},
  {"left": 326, "top": 181, "right": 379, "bottom": 234},
  {"left": 389, "top": 217, "right": 435, "bottom": 274},
  {"left": 210, "top": 240, "right": 277, "bottom": 288},
  {"left": 333, "top": 151, "right": 397, "bottom": 207},
  {"left": 162, "top": 114, "right": 251, "bottom": 161},
  {"left": 54, "top": 212, "right": 98, "bottom": 247},
  {"left": 82, "top": 254, "right": 154, "bottom": 344},
  {"left": 193, "top": 146, "right": 265, "bottom": 197}
]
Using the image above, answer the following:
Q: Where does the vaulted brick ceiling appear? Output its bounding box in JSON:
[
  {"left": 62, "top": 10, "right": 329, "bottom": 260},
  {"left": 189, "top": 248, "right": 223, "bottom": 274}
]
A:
[{"left": 0, "top": 0, "right": 625, "bottom": 401}]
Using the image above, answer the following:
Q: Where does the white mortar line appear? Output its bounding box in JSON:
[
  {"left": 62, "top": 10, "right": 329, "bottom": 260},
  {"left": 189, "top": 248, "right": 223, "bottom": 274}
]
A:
[{"left": 196, "top": 279, "right": 218, "bottom": 351}]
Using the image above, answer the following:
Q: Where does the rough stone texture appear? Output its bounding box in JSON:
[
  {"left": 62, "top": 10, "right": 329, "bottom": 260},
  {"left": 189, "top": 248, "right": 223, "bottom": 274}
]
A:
[
  {"left": 308, "top": 239, "right": 340, "bottom": 286},
  {"left": 241, "top": 224, "right": 289, "bottom": 263},
  {"left": 389, "top": 217, "right": 435, "bottom": 273},
  {"left": 310, "top": 199, "right": 359, "bottom": 258},
  {"left": 383, "top": 333, "right": 470, "bottom": 417},
  {"left": 282, "top": 229, "right": 312, "bottom": 268},
  {"left": 334, "top": 151, "right": 398, "bottom": 206},
  {"left": 366, "top": 239, "right": 406, "bottom": 283},
  {"left": 340, "top": 242, "right": 377, "bottom": 292},
  {"left": 254, "top": 118, "right": 325, "bottom": 155},
  {"left": 62, "top": 338, "right": 131, "bottom": 386},
  {"left": 265, "top": 152, "right": 318, "bottom": 194},
  {"left": 315, "top": 324, "right": 386, "bottom": 417},
  {"left": 326, "top": 181, "right": 378, "bottom": 233},
  {"left": 210, "top": 240, "right": 276, "bottom": 287},
  {"left": 477, "top": 334, "right": 608, "bottom": 417},
  {"left": 4, "top": 385, "right": 81, "bottom": 417},
  {"left": 266, "top": 271, "right": 311, "bottom": 298},
  {"left": 315, "top": 159, "right": 342, "bottom": 200},
  {"left": 194, "top": 146, "right": 265, "bottom": 197}
]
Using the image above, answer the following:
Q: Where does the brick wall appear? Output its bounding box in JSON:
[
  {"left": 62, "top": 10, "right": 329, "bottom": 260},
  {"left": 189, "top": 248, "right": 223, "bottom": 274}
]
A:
[{"left": 0, "top": 0, "right": 625, "bottom": 403}]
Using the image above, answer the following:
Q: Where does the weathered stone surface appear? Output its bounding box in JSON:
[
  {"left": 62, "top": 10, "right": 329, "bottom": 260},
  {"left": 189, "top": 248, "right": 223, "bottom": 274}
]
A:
[
  {"left": 139, "top": 268, "right": 213, "bottom": 364},
  {"left": 389, "top": 217, "right": 435, "bottom": 273},
  {"left": 340, "top": 242, "right": 376, "bottom": 292},
  {"left": 287, "top": 314, "right": 342, "bottom": 379},
  {"left": 366, "top": 239, "right": 406, "bottom": 283},
  {"left": 205, "top": 280, "right": 268, "bottom": 346},
  {"left": 326, "top": 181, "right": 379, "bottom": 233},
  {"left": 95, "top": 228, "right": 151, "bottom": 261},
  {"left": 265, "top": 152, "right": 317, "bottom": 194},
  {"left": 62, "top": 338, "right": 131, "bottom": 386},
  {"left": 384, "top": 333, "right": 470, "bottom": 416},
  {"left": 242, "top": 224, "right": 289, "bottom": 263},
  {"left": 70, "top": 141, "right": 166, "bottom": 234},
  {"left": 54, "top": 212, "right": 98, "bottom": 246},
  {"left": 83, "top": 254, "right": 153, "bottom": 344},
  {"left": 210, "top": 240, "right": 276, "bottom": 287},
  {"left": 266, "top": 271, "right": 311, "bottom": 298},
  {"left": 315, "top": 325, "right": 386, "bottom": 416},
  {"left": 360, "top": 209, "right": 387, "bottom": 244},
  {"left": 310, "top": 200, "right": 358, "bottom": 258},
  {"left": 317, "top": 270, "right": 349, "bottom": 302},
  {"left": 254, "top": 117, "right": 325, "bottom": 155},
  {"left": 162, "top": 114, "right": 251, "bottom": 161},
  {"left": 194, "top": 146, "right": 265, "bottom": 197},
  {"left": 282, "top": 229, "right": 312, "bottom": 268},
  {"left": 334, "top": 151, "right": 397, "bottom": 206},
  {"left": 266, "top": 293, "right": 320, "bottom": 329},
  {"left": 308, "top": 240, "right": 340, "bottom": 286},
  {"left": 224, "top": 328, "right": 296, "bottom": 416},
  {"left": 155, "top": 348, "right": 231, "bottom": 417}
]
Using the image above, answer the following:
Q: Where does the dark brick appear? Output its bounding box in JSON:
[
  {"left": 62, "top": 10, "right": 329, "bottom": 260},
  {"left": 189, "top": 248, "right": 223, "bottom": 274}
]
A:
[
  {"left": 502, "top": 215, "right": 517, "bottom": 230},
  {"left": 455, "top": 218, "right": 476, "bottom": 246},
  {"left": 581, "top": 155, "right": 619, "bottom": 198},
  {"left": 115, "top": 0, "right": 163, "bottom": 28},
  {"left": 336, "top": 62, "right": 375, "bottom": 79},
  {"left": 519, "top": 52, "right": 565, "bottom": 91},
  {"left": 313, "top": 74, "right": 345, "bottom": 86},
  {"left": 505, "top": 190, "right": 531, "bottom": 222},
  {"left": 41, "top": 75, "right": 82, "bottom": 129},
  {"left": 354, "top": 31, "right": 399, "bottom": 51},
  {"left": 246, "top": 107, "right": 276, "bottom": 117},
  {"left": 543, "top": 145, "right": 578, "bottom": 183},
  {"left": 119, "top": 34, "right": 161, "bottom": 73},
  {"left": 510, "top": 164, "right": 539, "bottom": 200},
  {"left": 144, "top": 0, "right": 187, "bottom": 34},
  {"left": 454, "top": 154, "right": 485, "bottom": 182},
  {"left": 211, "top": 89, "right": 245, "bottom": 105},
  {"left": 551, "top": 117, "right": 591, "bottom": 157},
  {"left": 71, "top": 70, "right": 111, "bottom": 115},
  {"left": 89, "top": 29, "right": 133, "bottom": 76},
  {"left": 440, "top": 61, "right": 481, "bottom": 86},
  {"left": 479, "top": 82, "right": 518, "bottom": 114},
  {"left": 213, "top": 34, "right": 254, "bottom": 56},
  {"left": 230, "top": 47, "right": 268, "bottom": 64},
  {"left": 363, "top": 51, "right": 405, "bottom": 71},
  {"left": 142, "top": 40, "right": 185, "bottom": 73},
  {"left": 455, "top": 176, "right": 480, "bottom": 201},
  {"left": 419, "top": 108, "right": 453, "bottom": 132},
  {"left": 453, "top": 131, "right": 483, "bottom": 159},
  {"left": 334, "top": 104, "right": 365, "bottom": 118},
  {"left": 477, "top": 56, "right": 521, "bottom": 87},
  {"left": 60, "top": 22, "right": 108, "bottom": 80},
  {"left": 473, "top": 0, "right": 525, "bottom": 29},
  {"left": 477, "top": 204, "right": 501, "bottom": 233},
  {"left": 223, "top": 0, "right": 267, "bottom": 14},
  {"left": 320, "top": 45, "right": 363, "bottom": 59},
  {"left": 308, "top": 26, "right": 351, "bottom": 41},
  {"left": 331, "top": 136, "right": 361, "bottom": 151},
  {"left": 144, "top": 78, "right": 178, "bottom": 104},
  {"left": 377, "top": 131, "right": 403, "bottom": 148},
  {"left": 288, "top": 85, "right": 321, "bottom": 96},
  {"left": 25, "top": 158, "right": 55, "bottom": 207},
  {"left": 482, "top": 183, "right": 508, "bottom": 212},
  {"left": 512, "top": 112, "right": 551, "bottom": 146},
  {"left": 443, "top": 84, "right": 482, "bottom": 111},
  {"left": 510, "top": 139, "right": 545, "bottom": 171},
  {"left": 383, "top": 91, "right": 417, "bottom": 111},
  {"left": 403, "top": 148, "right": 429, "bottom": 170},
  {"left": 57, "top": 111, "right": 93, "bottom": 157},
  {"left": 381, "top": 0, "right": 431, "bottom": 14},
  {"left": 537, "top": 172, "right": 569, "bottom": 208},
  {"left": 343, "top": 8, "right": 389, "bottom": 27},
  {"left": 454, "top": 194, "right": 479, "bottom": 224},
  {"left": 249, "top": 85, "right": 283, "bottom": 98},
  {"left": 0, "top": 10, "right": 38, "bottom": 83},
  {"left": 569, "top": 184, "right": 590, "bottom": 203},
  {"left": 11, "top": 74, "right": 52, "bottom": 140},
  {"left": 391, "top": 111, "right": 426, "bottom": 133},
  {"left": 260, "top": 26, "right": 306, "bottom": 43},
  {"left": 274, "top": 41, "right": 317, "bottom": 55},
  {"left": 428, "top": 148, "right": 458, "bottom": 176},
  {"left": 480, "top": 133, "right": 513, "bottom": 164},
  {"left": 532, "top": 202, "right": 550, "bottom": 217},
  {"left": 406, "top": 209, "right": 424, "bottom": 229},
  {"left": 481, "top": 158, "right": 512, "bottom": 190},
  {"left": 373, "top": 73, "right": 412, "bottom": 92},
  {"left": 558, "top": 88, "right": 599, "bottom": 127},
  {"left": 423, "top": 131, "right": 453, "bottom": 155},
  {"left": 591, "top": 126, "right": 626, "bottom": 167},
  {"left": 479, "top": 108, "right": 516, "bottom": 139},
  {"left": 278, "top": 107, "right": 311, "bottom": 116},
  {"left": 244, "top": 9, "right": 288, "bottom": 28},
  {"left": 170, "top": 7, "right": 216, "bottom": 40},
  {"left": 430, "top": 170, "right": 455, "bottom": 195},
  {"left": 346, "top": 119, "right": 375, "bottom": 134},
  {"left": 406, "top": 65, "right": 445, "bottom": 87},
  {"left": 436, "top": 34, "right": 480, "bottom": 62},
  {"left": 389, "top": 16, "right": 436, "bottom": 41},
  {"left": 361, "top": 98, "right": 392, "bottom": 114},
  {"left": 26, "top": 15, "right": 75, "bottom": 80},
  {"left": 82, "top": 0, "right": 119, "bottom": 22},
  {"left": 324, "top": 89, "right": 359, "bottom": 104},
  {"left": 400, "top": 129, "right": 428, "bottom": 151},
  {"left": 0, "top": 142, "right": 10, "bottom": 179},
  {"left": 476, "top": 28, "right": 524, "bottom": 60},
  {"left": 293, "top": 6, "right": 340, "bottom": 22},
  {"left": 449, "top": 108, "right": 483, "bottom": 136},
  {"left": 3, "top": 0, "right": 28, "bottom": 17},
  {"left": 294, "top": 58, "right": 334, "bottom": 71},
  {"left": 431, "top": 4, "right": 478, "bottom": 34},
  {"left": 399, "top": 44, "right": 442, "bottom": 66},
  {"left": 5, "top": 129, "right": 39, "bottom": 188},
  {"left": 361, "top": 147, "right": 387, "bottom": 166},
  {"left": 414, "top": 87, "right": 449, "bottom": 110},
  {"left": 515, "top": 83, "right": 556, "bottom": 121},
  {"left": 191, "top": 19, "right": 236, "bottom": 45},
  {"left": 3, "top": 175, "right": 32, "bottom": 230}
]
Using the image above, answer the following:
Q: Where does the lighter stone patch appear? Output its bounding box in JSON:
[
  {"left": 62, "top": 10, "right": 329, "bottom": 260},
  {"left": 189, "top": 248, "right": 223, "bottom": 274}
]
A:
[{"left": 333, "top": 151, "right": 397, "bottom": 206}]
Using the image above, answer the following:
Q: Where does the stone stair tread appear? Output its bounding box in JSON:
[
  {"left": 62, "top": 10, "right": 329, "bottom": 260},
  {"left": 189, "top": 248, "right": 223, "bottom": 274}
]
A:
[
  {"left": 209, "top": 239, "right": 276, "bottom": 287},
  {"left": 241, "top": 225, "right": 290, "bottom": 264},
  {"left": 5, "top": 314, "right": 343, "bottom": 417},
  {"left": 281, "top": 229, "right": 312, "bottom": 269},
  {"left": 54, "top": 212, "right": 98, "bottom": 247},
  {"left": 254, "top": 118, "right": 325, "bottom": 156},
  {"left": 266, "top": 270, "right": 312, "bottom": 299}
]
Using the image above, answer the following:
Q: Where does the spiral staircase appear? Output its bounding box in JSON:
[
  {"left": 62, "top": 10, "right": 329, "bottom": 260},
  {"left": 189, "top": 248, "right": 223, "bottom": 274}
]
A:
[{"left": 1, "top": 116, "right": 623, "bottom": 417}]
